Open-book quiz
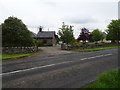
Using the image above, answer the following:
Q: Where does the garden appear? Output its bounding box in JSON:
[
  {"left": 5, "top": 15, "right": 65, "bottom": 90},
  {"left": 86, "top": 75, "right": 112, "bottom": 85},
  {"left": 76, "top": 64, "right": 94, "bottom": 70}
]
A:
[{"left": 58, "top": 21, "right": 120, "bottom": 51}]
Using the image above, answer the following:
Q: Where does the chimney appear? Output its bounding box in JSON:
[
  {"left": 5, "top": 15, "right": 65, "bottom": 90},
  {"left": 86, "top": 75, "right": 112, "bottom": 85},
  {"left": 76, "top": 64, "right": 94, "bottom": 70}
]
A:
[{"left": 39, "top": 26, "right": 43, "bottom": 32}]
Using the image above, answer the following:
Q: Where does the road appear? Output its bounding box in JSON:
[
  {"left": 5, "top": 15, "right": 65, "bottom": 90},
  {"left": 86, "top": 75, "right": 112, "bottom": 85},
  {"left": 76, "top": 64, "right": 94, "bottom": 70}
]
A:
[{"left": 2, "top": 48, "right": 118, "bottom": 88}]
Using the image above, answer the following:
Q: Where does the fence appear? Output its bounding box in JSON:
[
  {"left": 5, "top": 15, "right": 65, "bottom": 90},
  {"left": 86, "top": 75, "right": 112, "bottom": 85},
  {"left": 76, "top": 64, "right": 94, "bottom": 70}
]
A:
[
  {"left": 61, "top": 43, "right": 119, "bottom": 50},
  {"left": 2, "top": 46, "right": 38, "bottom": 54}
]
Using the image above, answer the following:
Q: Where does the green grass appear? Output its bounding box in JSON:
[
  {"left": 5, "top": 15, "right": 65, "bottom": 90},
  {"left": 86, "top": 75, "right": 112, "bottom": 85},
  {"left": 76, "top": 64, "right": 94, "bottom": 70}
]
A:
[
  {"left": 74, "top": 46, "right": 120, "bottom": 52},
  {"left": 85, "top": 69, "right": 119, "bottom": 88},
  {"left": 0, "top": 53, "right": 34, "bottom": 61}
]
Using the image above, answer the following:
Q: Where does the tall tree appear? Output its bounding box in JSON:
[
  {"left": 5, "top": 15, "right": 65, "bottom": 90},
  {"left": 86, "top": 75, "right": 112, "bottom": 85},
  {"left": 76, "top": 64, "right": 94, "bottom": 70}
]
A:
[
  {"left": 92, "top": 29, "right": 103, "bottom": 43},
  {"left": 58, "top": 22, "right": 75, "bottom": 44},
  {"left": 2, "top": 16, "right": 33, "bottom": 47},
  {"left": 106, "top": 20, "right": 120, "bottom": 43},
  {"left": 77, "top": 28, "right": 92, "bottom": 43}
]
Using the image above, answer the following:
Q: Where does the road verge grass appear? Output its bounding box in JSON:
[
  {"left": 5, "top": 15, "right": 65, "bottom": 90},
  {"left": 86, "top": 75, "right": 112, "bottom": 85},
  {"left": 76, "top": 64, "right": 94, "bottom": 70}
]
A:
[
  {"left": 74, "top": 46, "right": 120, "bottom": 52},
  {"left": 0, "top": 53, "right": 34, "bottom": 61},
  {"left": 84, "top": 69, "right": 119, "bottom": 88}
]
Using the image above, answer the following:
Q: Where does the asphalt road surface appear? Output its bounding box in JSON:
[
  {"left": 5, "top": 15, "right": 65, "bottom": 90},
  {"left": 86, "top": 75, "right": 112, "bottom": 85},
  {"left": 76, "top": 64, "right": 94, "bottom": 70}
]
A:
[{"left": 2, "top": 48, "right": 118, "bottom": 88}]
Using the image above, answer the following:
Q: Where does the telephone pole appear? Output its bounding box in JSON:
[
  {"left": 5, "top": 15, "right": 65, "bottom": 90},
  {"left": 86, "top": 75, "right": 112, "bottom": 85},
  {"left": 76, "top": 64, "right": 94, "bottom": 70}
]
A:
[{"left": 118, "top": 1, "right": 120, "bottom": 20}]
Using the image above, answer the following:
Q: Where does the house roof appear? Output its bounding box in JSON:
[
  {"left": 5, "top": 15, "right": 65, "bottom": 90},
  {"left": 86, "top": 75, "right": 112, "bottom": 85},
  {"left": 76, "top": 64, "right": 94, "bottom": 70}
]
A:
[
  {"left": 36, "top": 31, "right": 55, "bottom": 38},
  {"left": 31, "top": 32, "right": 37, "bottom": 38}
]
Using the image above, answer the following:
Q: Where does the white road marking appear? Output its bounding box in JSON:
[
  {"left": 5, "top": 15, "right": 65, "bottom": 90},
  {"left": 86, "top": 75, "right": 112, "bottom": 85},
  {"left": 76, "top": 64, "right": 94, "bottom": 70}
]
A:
[
  {"left": 94, "top": 55, "right": 104, "bottom": 58},
  {"left": 87, "top": 57, "right": 96, "bottom": 59},
  {"left": 0, "top": 54, "right": 112, "bottom": 76},
  {"left": 81, "top": 58, "right": 88, "bottom": 60},
  {"left": 103, "top": 54, "right": 112, "bottom": 56},
  {"left": 80, "top": 54, "right": 112, "bottom": 61},
  {"left": 0, "top": 61, "right": 73, "bottom": 76}
]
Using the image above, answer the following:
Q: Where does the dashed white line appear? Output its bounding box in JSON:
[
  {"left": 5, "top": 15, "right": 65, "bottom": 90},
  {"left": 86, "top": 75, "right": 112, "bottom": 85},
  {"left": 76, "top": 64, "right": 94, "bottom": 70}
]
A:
[
  {"left": 0, "top": 61, "right": 73, "bottom": 76},
  {"left": 80, "top": 54, "right": 112, "bottom": 61},
  {"left": 81, "top": 58, "right": 88, "bottom": 60},
  {"left": 0, "top": 53, "right": 112, "bottom": 76},
  {"left": 87, "top": 57, "right": 96, "bottom": 59},
  {"left": 103, "top": 54, "right": 112, "bottom": 56}
]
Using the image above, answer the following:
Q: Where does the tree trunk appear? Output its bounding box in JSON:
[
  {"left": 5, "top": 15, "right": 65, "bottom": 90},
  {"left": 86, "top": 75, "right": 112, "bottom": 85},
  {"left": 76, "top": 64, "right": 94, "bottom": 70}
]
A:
[{"left": 111, "top": 40, "right": 115, "bottom": 43}]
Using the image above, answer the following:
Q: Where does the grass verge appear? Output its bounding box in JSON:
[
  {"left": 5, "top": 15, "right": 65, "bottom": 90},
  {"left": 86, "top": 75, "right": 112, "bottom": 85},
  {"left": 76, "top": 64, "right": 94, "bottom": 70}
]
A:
[
  {"left": 74, "top": 46, "right": 120, "bottom": 52},
  {"left": 0, "top": 53, "right": 34, "bottom": 61},
  {"left": 84, "top": 69, "right": 119, "bottom": 88}
]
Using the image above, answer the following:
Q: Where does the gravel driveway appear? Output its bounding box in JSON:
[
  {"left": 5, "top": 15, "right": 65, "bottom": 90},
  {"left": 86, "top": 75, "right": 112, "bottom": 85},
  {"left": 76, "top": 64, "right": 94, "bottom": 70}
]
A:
[{"left": 38, "top": 45, "right": 74, "bottom": 56}]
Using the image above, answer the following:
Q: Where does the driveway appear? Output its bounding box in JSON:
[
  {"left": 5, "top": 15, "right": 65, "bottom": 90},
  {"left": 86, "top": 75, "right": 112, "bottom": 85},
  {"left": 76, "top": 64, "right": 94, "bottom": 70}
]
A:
[{"left": 38, "top": 45, "right": 74, "bottom": 56}]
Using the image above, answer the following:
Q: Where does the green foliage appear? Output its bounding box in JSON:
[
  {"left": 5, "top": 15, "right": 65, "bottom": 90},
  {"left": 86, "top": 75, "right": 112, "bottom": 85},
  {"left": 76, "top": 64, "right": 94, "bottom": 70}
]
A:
[
  {"left": 106, "top": 20, "right": 120, "bottom": 43},
  {"left": 58, "top": 22, "right": 75, "bottom": 44},
  {"left": 44, "top": 43, "right": 53, "bottom": 46},
  {"left": 2, "top": 16, "right": 34, "bottom": 47},
  {"left": 92, "top": 29, "right": 103, "bottom": 43},
  {"left": 32, "top": 39, "right": 53, "bottom": 47},
  {"left": 1, "top": 53, "right": 33, "bottom": 61},
  {"left": 75, "top": 46, "right": 120, "bottom": 52},
  {"left": 70, "top": 42, "right": 83, "bottom": 46},
  {"left": 69, "top": 38, "right": 76, "bottom": 45},
  {"left": 85, "top": 69, "right": 119, "bottom": 88},
  {"left": 32, "top": 39, "right": 52, "bottom": 46},
  {"left": 32, "top": 39, "right": 43, "bottom": 46}
]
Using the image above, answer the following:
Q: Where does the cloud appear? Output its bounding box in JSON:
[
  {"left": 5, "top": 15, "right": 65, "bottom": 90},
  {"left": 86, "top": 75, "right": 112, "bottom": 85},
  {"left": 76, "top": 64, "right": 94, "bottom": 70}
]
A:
[
  {"left": 63, "top": 15, "right": 98, "bottom": 24},
  {"left": 34, "top": 0, "right": 119, "bottom": 3},
  {"left": 0, "top": 0, "right": 118, "bottom": 38},
  {"left": 41, "top": 1, "right": 57, "bottom": 7}
]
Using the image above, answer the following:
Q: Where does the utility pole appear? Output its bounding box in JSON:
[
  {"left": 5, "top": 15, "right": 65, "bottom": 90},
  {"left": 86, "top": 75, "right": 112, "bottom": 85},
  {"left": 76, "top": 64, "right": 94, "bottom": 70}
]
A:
[{"left": 118, "top": 1, "right": 120, "bottom": 20}]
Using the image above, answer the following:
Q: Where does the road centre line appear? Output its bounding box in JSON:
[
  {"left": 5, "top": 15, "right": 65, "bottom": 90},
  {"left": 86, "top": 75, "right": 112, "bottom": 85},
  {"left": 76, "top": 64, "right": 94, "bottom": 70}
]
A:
[
  {"left": 0, "top": 61, "right": 73, "bottom": 76},
  {"left": 81, "top": 58, "right": 88, "bottom": 60},
  {"left": 0, "top": 54, "right": 112, "bottom": 76},
  {"left": 81, "top": 54, "right": 112, "bottom": 61},
  {"left": 103, "top": 54, "right": 112, "bottom": 56}
]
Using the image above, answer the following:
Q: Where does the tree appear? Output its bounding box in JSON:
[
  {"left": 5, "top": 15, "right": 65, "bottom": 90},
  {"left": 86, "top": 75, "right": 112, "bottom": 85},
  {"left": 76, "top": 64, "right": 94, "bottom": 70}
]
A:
[
  {"left": 77, "top": 28, "right": 92, "bottom": 43},
  {"left": 58, "top": 22, "right": 75, "bottom": 44},
  {"left": 92, "top": 29, "right": 103, "bottom": 43},
  {"left": 106, "top": 20, "right": 120, "bottom": 43},
  {"left": 32, "top": 39, "right": 44, "bottom": 46},
  {"left": 2, "top": 16, "right": 34, "bottom": 47}
]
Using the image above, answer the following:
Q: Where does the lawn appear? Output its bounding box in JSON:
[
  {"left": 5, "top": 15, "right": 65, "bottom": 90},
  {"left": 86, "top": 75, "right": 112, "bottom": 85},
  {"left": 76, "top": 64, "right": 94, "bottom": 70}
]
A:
[
  {"left": 0, "top": 53, "right": 34, "bottom": 61},
  {"left": 85, "top": 69, "right": 119, "bottom": 88},
  {"left": 75, "top": 46, "right": 120, "bottom": 52}
]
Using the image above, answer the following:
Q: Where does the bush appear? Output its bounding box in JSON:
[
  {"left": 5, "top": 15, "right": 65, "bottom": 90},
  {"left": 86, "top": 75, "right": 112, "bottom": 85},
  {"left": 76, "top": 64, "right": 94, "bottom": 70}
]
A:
[
  {"left": 32, "top": 39, "right": 43, "bottom": 46},
  {"left": 70, "top": 42, "right": 83, "bottom": 46},
  {"left": 2, "top": 16, "right": 34, "bottom": 47},
  {"left": 44, "top": 43, "right": 53, "bottom": 46},
  {"left": 37, "top": 40, "right": 44, "bottom": 46}
]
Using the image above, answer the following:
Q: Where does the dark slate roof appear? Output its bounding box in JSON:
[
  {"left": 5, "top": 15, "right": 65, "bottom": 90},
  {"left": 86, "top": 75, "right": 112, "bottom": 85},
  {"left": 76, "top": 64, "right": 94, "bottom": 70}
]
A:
[
  {"left": 31, "top": 32, "right": 37, "bottom": 38},
  {"left": 36, "top": 31, "right": 55, "bottom": 38}
]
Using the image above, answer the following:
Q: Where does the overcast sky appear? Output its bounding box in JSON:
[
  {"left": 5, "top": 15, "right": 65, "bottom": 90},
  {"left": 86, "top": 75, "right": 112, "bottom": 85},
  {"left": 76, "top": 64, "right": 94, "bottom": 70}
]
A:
[{"left": 0, "top": 0, "right": 119, "bottom": 38}]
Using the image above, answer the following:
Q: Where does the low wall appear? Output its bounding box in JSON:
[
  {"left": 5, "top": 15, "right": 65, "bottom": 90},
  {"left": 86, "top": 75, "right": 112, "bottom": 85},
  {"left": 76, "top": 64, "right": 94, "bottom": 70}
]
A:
[
  {"left": 2, "top": 46, "right": 38, "bottom": 54},
  {"left": 61, "top": 43, "right": 119, "bottom": 50}
]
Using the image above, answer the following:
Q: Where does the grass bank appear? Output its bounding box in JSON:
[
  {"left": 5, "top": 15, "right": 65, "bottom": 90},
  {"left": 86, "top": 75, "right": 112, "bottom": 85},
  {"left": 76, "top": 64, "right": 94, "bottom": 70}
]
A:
[
  {"left": 74, "top": 46, "right": 120, "bottom": 52},
  {"left": 0, "top": 53, "right": 34, "bottom": 61},
  {"left": 85, "top": 69, "right": 119, "bottom": 88}
]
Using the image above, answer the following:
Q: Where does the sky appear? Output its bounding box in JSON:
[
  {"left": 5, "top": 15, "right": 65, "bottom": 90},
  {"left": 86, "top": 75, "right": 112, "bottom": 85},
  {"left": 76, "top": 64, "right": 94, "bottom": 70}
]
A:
[{"left": 0, "top": 0, "right": 119, "bottom": 38}]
